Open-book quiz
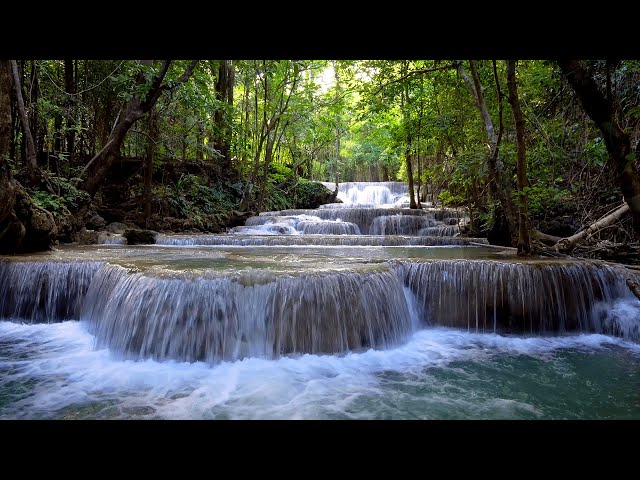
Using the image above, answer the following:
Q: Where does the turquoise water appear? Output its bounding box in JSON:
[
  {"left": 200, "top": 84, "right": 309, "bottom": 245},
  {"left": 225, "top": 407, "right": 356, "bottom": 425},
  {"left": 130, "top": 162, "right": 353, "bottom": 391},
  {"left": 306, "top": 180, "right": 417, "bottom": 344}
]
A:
[{"left": 1, "top": 321, "right": 638, "bottom": 419}]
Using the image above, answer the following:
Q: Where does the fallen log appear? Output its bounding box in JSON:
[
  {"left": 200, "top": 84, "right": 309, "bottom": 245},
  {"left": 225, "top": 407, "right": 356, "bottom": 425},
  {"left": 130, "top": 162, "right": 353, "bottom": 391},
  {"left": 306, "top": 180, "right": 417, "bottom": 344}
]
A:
[{"left": 553, "top": 203, "right": 630, "bottom": 252}]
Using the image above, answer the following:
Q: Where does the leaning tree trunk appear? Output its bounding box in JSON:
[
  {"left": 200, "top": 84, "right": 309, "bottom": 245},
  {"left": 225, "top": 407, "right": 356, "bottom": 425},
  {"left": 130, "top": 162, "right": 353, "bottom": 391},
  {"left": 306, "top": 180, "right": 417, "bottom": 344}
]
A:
[
  {"left": 558, "top": 59, "right": 640, "bottom": 236},
  {"left": 0, "top": 61, "right": 56, "bottom": 253},
  {"left": 506, "top": 60, "right": 532, "bottom": 255},
  {"left": 80, "top": 60, "right": 198, "bottom": 198},
  {"left": 10, "top": 60, "right": 39, "bottom": 187}
]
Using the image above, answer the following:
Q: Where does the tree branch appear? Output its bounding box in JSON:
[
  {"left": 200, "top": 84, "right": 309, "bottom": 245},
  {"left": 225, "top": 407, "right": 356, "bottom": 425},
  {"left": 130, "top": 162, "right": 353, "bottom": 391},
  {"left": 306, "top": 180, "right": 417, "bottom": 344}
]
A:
[{"left": 372, "top": 63, "right": 456, "bottom": 96}]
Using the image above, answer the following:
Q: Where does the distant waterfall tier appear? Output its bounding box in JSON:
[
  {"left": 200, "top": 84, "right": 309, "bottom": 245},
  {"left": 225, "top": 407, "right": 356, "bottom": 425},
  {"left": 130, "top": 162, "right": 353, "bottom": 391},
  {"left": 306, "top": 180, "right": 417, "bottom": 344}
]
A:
[
  {"left": 370, "top": 215, "right": 437, "bottom": 236},
  {"left": 419, "top": 225, "right": 460, "bottom": 237},
  {"left": 255, "top": 208, "right": 462, "bottom": 235},
  {"left": 155, "top": 234, "right": 487, "bottom": 246},
  {"left": 1, "top": 253, "right": 639, "bottom": 365},
  {"left": 320, "top": 181, "right": 412, "bottom": 206},
  {"left": 297, "top": 221, "right": 361, "bottom": 235}
]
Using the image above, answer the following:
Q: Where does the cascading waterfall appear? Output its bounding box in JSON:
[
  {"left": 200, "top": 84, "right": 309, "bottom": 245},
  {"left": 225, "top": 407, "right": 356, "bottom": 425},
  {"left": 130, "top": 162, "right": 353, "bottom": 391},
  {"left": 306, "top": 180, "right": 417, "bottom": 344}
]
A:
[
  {"left": 419, "top": 225, "right": 460, "bottom": 237},
  {"left": 402, "top": 260, "right": 637, "bottom": 337},
  {"left": 297, "top": 220, "right": 361, "bottom": 235},
  {"left": 370, "top": 215, "right": 436, "bottom": 236},
  {"left": 82, "top": 268, "right": 413, "bottom": 362},
  {"left": 0, "top": 260, "right": 103, "bottom": 322},
  {"left": 1, "top": 256, "right": 638, "bottom": 365},
  {"left": 228, "top": 224, "right": 300, "bottom": 235},
  {"left": 253, "top": 208, "right": 453, "bottom": 235},
  {"left": 155, "top": 234, "right": 488, "bottom": 246},
  {"left": 320, "top": 181, "right": 414, "bottom": 205},
  {"left": 4, "top": 184, "right": 640, "bottom": 419}
]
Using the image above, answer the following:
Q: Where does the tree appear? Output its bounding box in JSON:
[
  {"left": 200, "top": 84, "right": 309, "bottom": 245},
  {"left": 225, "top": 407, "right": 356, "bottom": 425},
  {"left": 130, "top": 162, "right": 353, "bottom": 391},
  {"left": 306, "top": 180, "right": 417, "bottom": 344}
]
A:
[
  {"left": 10, "top": 60, "right": 39, "bottom": 186},
  {"left": 79, "top": 60, "right": 198, "bottom": 197},
  {"left": 0, "top": 60, "right": 56, "bottom": 253},
  {"left": 506, "top": 60, "right": 532, "bottom": 254},
  {"left": 558, "top": 59, "right": 640, "bottom": 235},
  {"left": 457, "top": 60, "right": 518, "bottom": 245}
]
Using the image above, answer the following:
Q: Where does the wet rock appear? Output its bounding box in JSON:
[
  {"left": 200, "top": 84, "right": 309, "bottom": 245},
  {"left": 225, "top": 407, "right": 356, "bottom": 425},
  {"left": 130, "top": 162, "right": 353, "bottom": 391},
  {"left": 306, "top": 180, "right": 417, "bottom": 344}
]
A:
[
  {"left": 87, "top": 214, "right": 107, "bottom": 230},
  {"left": 123, "top": 228, "right": 158, "bottom": 245}
]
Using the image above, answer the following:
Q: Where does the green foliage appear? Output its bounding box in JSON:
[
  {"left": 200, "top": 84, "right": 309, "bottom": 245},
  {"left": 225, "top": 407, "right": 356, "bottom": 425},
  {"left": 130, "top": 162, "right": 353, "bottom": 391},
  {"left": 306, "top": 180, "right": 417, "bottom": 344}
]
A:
[
  {"left": 583, "top": 137, "right": 608, "bottom": 167},
  {"left": 31, "top": 190, "right": 65, "bottom": 214},
  {"left": 168, "top": 174, "right": 238, "bottom": 222},
  {"left": 268, "top": 163, "right": 293, "bottom": 186},
  {"left": 294, "top": 178, "right": 330, "bottom": 208},
  {"left": 31, "top": 174, "right": 90, "bottom": 218},
  {"left": 437, "top": 190, "right": 465, "bottom": 207}
]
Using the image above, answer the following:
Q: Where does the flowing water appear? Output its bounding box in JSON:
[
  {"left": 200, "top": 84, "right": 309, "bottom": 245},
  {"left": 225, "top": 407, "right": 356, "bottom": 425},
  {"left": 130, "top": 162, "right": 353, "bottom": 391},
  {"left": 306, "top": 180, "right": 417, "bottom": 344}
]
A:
[{"left": 1, "top": 181, "right": 640, "bottom": 419}]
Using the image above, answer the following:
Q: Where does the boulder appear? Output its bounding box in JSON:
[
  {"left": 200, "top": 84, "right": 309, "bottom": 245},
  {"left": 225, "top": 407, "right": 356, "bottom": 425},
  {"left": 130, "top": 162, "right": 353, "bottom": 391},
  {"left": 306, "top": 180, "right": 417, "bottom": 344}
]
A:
[
  {"left": 123, "top": 228, "right": 158, "bottom": 245},
  {"left": 87, "top": 213, "right": 107, "bottom": 230}
]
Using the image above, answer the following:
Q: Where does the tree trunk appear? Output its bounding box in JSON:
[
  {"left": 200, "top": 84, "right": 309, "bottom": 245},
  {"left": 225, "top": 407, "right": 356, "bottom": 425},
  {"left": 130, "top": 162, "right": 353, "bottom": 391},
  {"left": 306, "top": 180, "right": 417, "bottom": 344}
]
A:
[
  {"left": 558, "top": 59, "right": 640, "bottom": 235},
  {"left": 10, "top": 60, "right": 39, "bottom": 187},
  {"left": 80, "top": 60, "right": 198, "bottom": 198},
  {"left": 0, "top": 61, "right": 56, "bottom": 253},
  {"left": 144, "top": 108, "right": 158, "bottom": 228},
  {"left": 457, "top": 60, "right": 518, "bottom": 245},
  {"left": 401, "top": 62, "right": 418, "bottom": 209},
  {"left": 64, "top": 59, "right": 76, "bottom": 160},
  {"left": 54, "top": 114, "right": 62, "bottom": 152},
  {"left": 29, "top": 60, "right": 42, "bottom": 157},
  {"left": 0, "top": 61, "right": 18, "bottom": 239},
  {"left": 506, "top": 60, "right": 532, "bottom": 255},
  {"left": 214, "top": 60, "right": 233, "bottom": 165},
  {"left": 406, "top": 146, "right": 418, "bottom": 209},
  {"left": 333, "top": 61, "right": 341, "bottom": 187},
  {"left": 554, "top": 203, "right": 630, "bottom": 251},
  {"left": 196, "top": 119, "right": 204, "bottom": 161}
]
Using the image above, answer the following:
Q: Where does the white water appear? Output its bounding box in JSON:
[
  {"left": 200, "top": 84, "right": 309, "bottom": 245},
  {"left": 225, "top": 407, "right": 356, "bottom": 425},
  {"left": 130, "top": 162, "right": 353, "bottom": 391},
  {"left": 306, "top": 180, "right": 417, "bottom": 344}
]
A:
[{"left": 1, "top": 312, "right": 639, "bottom": 419}]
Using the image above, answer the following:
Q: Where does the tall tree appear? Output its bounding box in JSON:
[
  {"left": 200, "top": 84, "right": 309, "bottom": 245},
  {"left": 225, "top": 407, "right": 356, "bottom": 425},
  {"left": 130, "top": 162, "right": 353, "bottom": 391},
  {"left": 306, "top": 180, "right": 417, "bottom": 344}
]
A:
[
  {"left": 0, "top": 61, "right": 56, "bottom": 253},
  {"left": 10, "top": 60, "right": 39, "bottom": 186},
  {"left": 557, "top": 59, "right": 640, "bottom": 234},
  {"left": 0, "top": 61, "right": 19, "bottom": 247},
  {"left": 457, "top": 60, "right": 518, "bottom": 244},
  {"left": 64, "top": 59, "right": 76, "bottom": 158},
  {"left": 213, "top": 60, "right": 234, "bottom": 166},
  {"left": 506, "top": 60, "right": 532, "bottom": 254}
]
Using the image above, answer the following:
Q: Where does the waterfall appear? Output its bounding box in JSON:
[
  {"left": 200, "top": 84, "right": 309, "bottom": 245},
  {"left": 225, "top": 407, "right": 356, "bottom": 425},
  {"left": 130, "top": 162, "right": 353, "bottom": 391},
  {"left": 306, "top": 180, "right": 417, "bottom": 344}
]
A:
[
  {"left": 154, "top": 234, "right": 488, "bottom": 246},
  {"left": 297, "top": 221, "right": 361, "bottom": 235},
  {"left": 255, "top": 208, "right": 442, "bottom": 234},
  {"left": 82, "top": 268, "right": 413, "bottom": 362},
  {"left": 419, "top": 226, "right": 460, "bottom": 237},
  {"left": 0, "top": 260, "right": 104, "bottom": 322},
  {"left": 402, "top": 260, "right": 635, "bottom": 336},
  {"left": 2, "top": 256, "right": 639, "bottom": 364},
  {"left": 370, "top": 215, "right": 436, "bottom": 236}
]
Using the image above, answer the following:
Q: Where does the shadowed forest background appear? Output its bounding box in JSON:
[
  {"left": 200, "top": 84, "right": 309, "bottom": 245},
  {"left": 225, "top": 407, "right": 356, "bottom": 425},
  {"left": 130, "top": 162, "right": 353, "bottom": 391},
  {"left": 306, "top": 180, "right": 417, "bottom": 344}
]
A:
[{"left": 1, "top": 59, "right": 640, "bottom": 262}]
